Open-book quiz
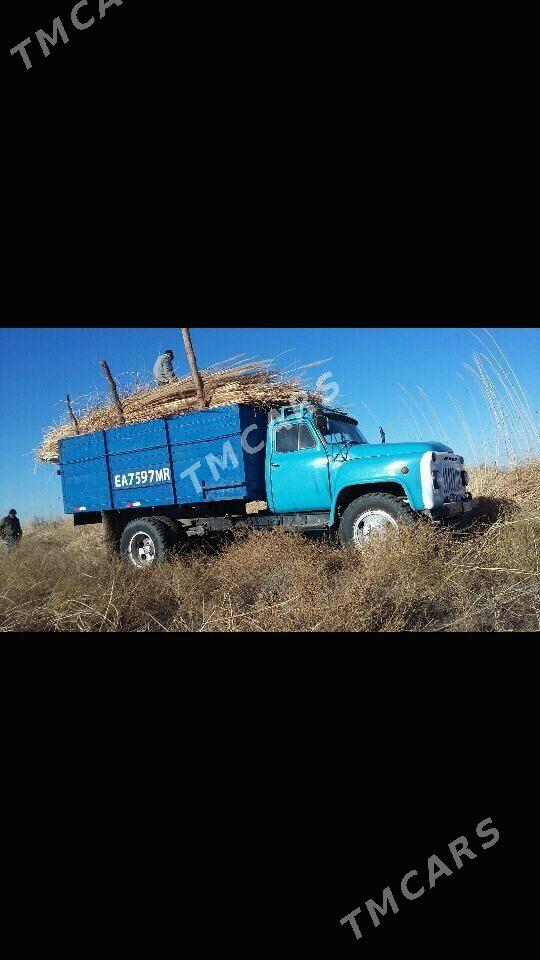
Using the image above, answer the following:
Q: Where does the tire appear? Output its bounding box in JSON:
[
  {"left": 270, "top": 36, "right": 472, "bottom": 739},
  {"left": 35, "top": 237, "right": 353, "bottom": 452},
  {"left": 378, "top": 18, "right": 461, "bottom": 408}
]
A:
[
  {"left": 338, "top": 493, "right": 415, "bottom": 548},
  {"left": 154, "top": 516, "right": 190, "bottom": 553},
  {"left": 120, "top": 517, "right": 175, "bottom": 569},
  {"left": 154, "top": 516, "right": 181, "bottom": 539}
]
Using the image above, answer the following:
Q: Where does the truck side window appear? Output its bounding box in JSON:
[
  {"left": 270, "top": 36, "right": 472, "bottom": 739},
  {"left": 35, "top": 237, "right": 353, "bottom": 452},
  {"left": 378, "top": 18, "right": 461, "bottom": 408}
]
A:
[
  {"left": 298, "top": 424, "right": 316, "bottom": 450},
  {"left": 275, "top": 423, "right": 317, "bottom": 453},
  {"left": 275, "top": 424, "right": 299, "bottom": 453}
]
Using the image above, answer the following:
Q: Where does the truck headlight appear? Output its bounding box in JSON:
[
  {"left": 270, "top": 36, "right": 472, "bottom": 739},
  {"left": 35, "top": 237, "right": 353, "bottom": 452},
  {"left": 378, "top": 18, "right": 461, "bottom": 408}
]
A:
[{"left": 461, "top": 470, "right": 469, "bottom": 486}]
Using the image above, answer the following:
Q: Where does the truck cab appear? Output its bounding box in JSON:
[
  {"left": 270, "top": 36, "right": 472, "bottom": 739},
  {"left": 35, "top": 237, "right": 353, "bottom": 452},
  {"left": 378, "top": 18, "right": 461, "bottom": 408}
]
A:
[{"left": 265, "top": 405, "right": 476, "bottom": 546}]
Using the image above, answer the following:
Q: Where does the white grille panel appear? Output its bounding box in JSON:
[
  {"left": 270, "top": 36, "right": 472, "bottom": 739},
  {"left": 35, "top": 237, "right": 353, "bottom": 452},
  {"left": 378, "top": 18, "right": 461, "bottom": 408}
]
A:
[{"left": 420, "top": 451, "right": 468, "bottom": 509}]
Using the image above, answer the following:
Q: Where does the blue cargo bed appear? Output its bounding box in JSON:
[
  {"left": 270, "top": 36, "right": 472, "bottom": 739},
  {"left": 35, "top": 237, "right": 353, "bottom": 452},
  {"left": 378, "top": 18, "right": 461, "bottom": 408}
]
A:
[{"left": 58, "top": 404, "right": 268, "bottom": 514}]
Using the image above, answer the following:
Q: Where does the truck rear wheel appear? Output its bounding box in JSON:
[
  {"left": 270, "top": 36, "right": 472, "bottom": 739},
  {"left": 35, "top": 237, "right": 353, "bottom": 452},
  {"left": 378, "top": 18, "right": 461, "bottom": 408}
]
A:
[
  {"left": 338, "top": 493, "right": 414, "bottom": 549},
  {"left": 154, "top": 516, "right": 192, "bottom": 554},
  {"left": 154, "top": 516, "right": 183, "bottom": 541},
  {"left": 120, "top": 518, "right": 175, "bottom": 569}
]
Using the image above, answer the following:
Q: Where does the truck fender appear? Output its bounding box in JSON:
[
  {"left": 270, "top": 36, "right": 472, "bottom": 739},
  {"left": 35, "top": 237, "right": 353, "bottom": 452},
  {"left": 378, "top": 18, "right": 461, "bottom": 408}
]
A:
[{"left": 330, "top": 477, "right": 415, "bottom": 526}]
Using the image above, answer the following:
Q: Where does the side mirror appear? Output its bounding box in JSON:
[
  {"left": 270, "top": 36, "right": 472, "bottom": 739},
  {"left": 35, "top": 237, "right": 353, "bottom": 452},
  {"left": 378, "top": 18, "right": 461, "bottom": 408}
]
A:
[{"left": 379, "top": 426, "right": 386, "bottom": 444}]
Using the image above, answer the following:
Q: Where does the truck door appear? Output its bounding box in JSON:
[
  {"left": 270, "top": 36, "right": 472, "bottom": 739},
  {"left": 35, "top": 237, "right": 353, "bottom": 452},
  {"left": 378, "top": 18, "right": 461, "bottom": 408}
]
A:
[{"left": 268, "top": 420, "right": 331, "bottom": 513}]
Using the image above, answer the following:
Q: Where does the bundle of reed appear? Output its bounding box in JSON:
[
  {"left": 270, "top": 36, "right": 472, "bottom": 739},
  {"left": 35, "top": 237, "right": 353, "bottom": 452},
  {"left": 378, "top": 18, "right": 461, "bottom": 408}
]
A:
[{"left": 36, "top": 357, "right": 325, "bottom": 463}]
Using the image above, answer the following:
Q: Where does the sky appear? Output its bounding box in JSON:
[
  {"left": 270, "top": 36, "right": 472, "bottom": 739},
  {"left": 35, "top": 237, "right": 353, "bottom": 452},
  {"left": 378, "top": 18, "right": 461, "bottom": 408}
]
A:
[{"left": 0, "top": 326, "right": 538, "bottom": 521}]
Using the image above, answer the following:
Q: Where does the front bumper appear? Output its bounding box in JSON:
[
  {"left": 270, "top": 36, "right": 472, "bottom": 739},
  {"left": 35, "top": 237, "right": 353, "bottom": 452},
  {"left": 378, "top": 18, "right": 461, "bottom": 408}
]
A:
[{"left": 426, "top": 497, "right": 482, "bottom": 523}]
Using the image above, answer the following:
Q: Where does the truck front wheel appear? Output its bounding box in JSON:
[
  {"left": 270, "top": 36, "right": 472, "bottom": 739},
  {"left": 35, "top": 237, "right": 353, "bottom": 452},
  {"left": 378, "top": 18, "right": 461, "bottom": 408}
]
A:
[
  {"left": 338, "top": 493, "right": 415, "bottom": 548},
  {"left": 120, "top": 518, "right": 175, "bottom": 569}
]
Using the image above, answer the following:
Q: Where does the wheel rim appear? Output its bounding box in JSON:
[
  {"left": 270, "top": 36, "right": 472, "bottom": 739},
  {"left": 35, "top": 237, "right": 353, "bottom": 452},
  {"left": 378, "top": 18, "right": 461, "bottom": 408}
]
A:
[
  {"left": 128, "top": 532, "right": 156, "bottom": 567},
  {"left": 352, "top": 509, "right": 398, "bottom": 547}
]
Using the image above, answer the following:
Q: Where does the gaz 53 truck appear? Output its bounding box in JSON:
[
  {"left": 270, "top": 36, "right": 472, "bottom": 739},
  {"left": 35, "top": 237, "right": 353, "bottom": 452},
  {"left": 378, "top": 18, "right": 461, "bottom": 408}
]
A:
[{"left": 58, "top": 403, "right": 480, "bottom": 567}]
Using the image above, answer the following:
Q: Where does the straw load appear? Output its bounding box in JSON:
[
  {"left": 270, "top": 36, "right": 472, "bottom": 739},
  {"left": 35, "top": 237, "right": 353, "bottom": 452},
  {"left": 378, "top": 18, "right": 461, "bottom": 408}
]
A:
[{"left": 36, "top": 355, "right": 327, "bottom": 463}]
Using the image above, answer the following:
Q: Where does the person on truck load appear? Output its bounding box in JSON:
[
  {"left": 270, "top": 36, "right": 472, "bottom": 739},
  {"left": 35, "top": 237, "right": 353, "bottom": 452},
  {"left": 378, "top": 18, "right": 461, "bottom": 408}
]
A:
[
  {"left": 0, "top": 509, "right": 22, "bottom": 554},
  {"left": 153, "top": 349, "right": 177, "bottom": 386}
]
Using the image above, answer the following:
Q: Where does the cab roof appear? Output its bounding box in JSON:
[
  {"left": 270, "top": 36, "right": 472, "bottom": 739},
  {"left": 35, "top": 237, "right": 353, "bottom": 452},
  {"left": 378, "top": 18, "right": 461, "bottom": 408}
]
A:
[{"left": 279, "top": 403, "right": 358, "bottom": 424}]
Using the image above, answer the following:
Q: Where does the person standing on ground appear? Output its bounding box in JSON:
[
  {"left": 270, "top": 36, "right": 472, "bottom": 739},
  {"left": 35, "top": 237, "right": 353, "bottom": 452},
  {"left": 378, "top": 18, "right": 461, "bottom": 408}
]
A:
[
  {"left": 153, "top": 349, "right": 177, "bottom": 386},
  {"left": 0, "top": 509, "right": 23, "bottom": 554}
]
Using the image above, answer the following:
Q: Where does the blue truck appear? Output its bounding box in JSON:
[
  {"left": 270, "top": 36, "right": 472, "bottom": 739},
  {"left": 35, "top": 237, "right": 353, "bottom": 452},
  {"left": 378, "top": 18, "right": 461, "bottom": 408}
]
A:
[{"left": 58, "top": 402, "right": 480, "bottom": 567}]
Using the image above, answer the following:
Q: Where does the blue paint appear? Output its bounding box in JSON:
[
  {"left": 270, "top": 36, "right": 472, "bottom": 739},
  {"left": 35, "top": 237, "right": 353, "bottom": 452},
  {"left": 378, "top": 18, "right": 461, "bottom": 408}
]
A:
[
  {"left": 264, "top": 408, "right": 452, "bottom": 516},
  {"left": 106, "top": 419, "right": 168, "bottom": 455},
  {"left": 58, "top": 403, "right": 268, "bottom": 514},
  {"left": 267, "top": 417, "right": 331, "bottom": 512},
  {"left": 58, "top": 402, "right": 465, "bottom": 522},
  {"left": 327, "top": 441, "right": 452, "bottom": 521},
  {"left": 60, "top": 456, "right": 111, "bottom": 512}
]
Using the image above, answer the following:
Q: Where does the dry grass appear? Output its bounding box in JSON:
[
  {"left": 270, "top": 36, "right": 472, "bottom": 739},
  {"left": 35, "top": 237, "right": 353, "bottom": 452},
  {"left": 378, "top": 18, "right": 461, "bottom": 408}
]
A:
[
  {"left": 36, "top": 357, "right": 324, "bottom": 462},
  {"left": 2, "top": 461, "right": 539, "bottom": 634}
]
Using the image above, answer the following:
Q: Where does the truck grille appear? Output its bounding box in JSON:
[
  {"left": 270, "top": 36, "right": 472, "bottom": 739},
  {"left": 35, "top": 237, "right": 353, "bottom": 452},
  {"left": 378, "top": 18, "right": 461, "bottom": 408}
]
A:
[
  {"left": 436, "top": 456, "right": 465, "bottom": 499},
  {"left": 441, "top": 464, "right": 463, "bottom": 494},
  {"left": 420, "top": 450, "right": 468, "bottom": 510}
]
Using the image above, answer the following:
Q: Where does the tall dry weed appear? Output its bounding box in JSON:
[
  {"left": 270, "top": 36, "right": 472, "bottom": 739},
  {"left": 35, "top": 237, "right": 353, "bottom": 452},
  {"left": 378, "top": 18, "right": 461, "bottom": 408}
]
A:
[{"left": 1, "top": 459, "right": 538, "bottom": 633}]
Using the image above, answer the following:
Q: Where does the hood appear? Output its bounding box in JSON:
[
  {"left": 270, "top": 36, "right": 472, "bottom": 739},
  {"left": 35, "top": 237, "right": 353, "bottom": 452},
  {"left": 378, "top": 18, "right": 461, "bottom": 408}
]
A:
[{"left": 331, "top": 440, "right": 454, "bottom": 459}]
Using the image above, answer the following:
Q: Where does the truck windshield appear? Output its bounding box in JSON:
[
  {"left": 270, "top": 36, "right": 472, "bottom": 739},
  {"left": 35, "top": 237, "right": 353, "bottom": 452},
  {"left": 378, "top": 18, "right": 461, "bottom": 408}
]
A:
[{"left": 322, "top": 418, "right": 367, "bottom": 445}]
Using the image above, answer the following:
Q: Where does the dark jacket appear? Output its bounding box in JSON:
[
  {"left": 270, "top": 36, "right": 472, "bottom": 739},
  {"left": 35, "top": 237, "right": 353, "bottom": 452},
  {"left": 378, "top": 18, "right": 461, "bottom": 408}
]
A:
[{"left": 0, "top": 515, "right": 22, "bottom": 540}]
